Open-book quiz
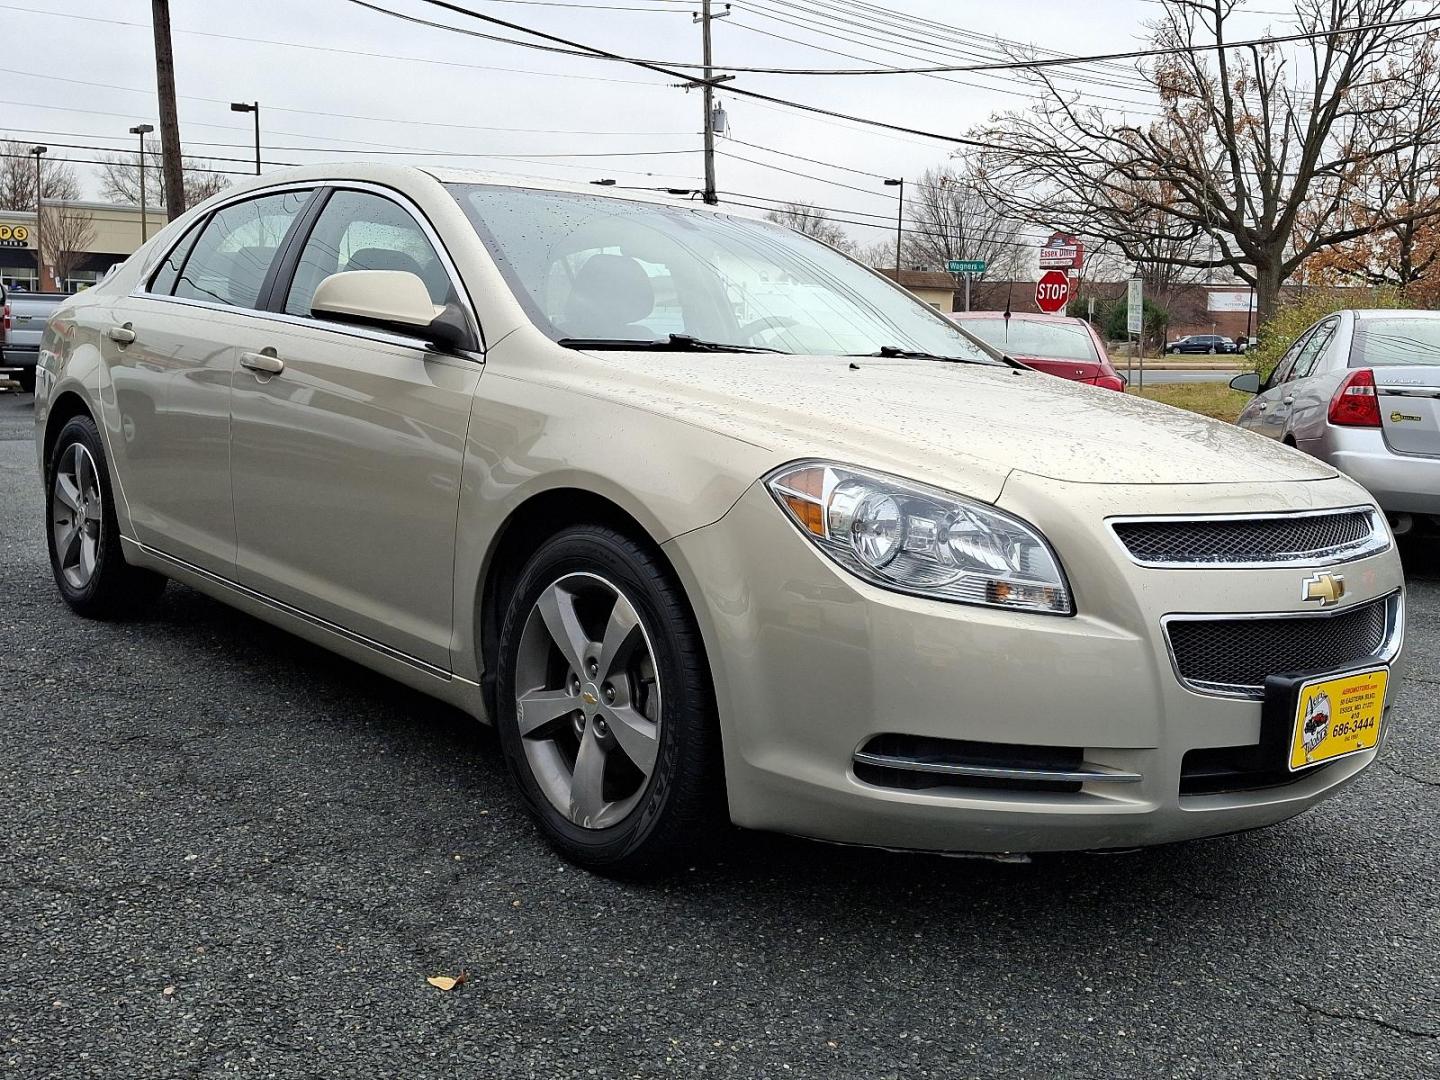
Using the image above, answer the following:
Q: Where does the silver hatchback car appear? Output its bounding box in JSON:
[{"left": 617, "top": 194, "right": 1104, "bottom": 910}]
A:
[{"left": 1232, "top": 309, "right": 1440, "bottom": 535}]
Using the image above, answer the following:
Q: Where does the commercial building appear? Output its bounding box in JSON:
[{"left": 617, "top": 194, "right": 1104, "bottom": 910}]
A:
[{"left": 0, "top": 201, "right": 157, "bottom": 293}]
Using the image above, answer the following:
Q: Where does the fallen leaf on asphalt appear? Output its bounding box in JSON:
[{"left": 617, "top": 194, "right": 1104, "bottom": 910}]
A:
[{"left": 426, "top": 971, "right": 469, "bottom": 992}]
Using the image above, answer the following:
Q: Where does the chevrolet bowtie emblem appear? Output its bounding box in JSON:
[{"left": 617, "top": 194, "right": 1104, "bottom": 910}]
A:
[
  {"left": 1301, "top": 572, "right": 1346, "bottom": 606},
  {"left": 580, "top": 689, "right": 599, "bottom": 705}
]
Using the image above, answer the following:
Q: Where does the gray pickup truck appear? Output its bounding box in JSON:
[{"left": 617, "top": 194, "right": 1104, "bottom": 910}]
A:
[{"left": 2, "top": 286, "right": 67, "bottom": 393}]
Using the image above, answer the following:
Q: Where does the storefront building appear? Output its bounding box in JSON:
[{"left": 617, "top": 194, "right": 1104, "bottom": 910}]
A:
[{"left": 0, "top": 201, "right": 157, "bottom": 293}]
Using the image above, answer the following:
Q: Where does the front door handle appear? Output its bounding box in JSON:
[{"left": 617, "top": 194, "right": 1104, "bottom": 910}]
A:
[
  {"left": 240, "top": 350, "right": 284, "bottom": 376},
  {"left": 1257, "top": 403, "right": 1268, "bottom": 411},
  {"left": 1282, "top": 395, "right": 1294, "bottom": 405},
  {"left": 107, "top": 324, "right": 136, "bottom": 345}
]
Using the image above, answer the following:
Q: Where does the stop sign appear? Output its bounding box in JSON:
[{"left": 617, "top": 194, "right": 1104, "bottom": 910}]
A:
[{"left": 1035, "top": 270, "right": 1070, "bottom": 314}]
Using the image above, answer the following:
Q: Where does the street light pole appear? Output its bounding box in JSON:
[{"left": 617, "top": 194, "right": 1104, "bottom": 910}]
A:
[
  {"left": 31, "top": 145, "right": 46, "bottom": 291},
  {"left": 129, "top": 123, "right": 155, "bottom": 243},
  {"left": 884, "top": 177, "right": 903, "bottom": 278},
  {"left": 230, "top": 101, "right": 261, "bottom": 175}
]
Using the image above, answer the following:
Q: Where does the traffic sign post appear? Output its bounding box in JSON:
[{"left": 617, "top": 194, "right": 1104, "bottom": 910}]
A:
[
  {"left": 945, "top": 259, "right": 986, "bottom": 311},
  {"left": 1034, "top": 270, "right": 1070, "bottom": 314},
  {"left": 1126, "top": 277, "right": 1144, "bottom": 389}
]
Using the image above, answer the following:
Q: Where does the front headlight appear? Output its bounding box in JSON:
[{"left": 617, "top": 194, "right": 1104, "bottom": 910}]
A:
[{"left": 766, "top": 462, "right": 1073, "bottom": 615}]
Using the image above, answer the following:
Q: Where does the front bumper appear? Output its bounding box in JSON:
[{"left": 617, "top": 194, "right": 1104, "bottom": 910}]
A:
[
  {"left": 1308, "top": 426, "right": 1440, "bottom": 516},
  {"left": 664, "top": 474, "right": 1406, "bottom": 854}
]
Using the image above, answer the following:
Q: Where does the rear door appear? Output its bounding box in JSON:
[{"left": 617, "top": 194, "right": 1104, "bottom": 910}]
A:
[{"left": 102, "top": 188, "right": 315, "bottom": 573}]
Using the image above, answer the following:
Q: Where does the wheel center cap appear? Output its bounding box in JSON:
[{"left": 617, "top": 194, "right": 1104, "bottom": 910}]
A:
[{"left": 579, "top": 682, "right": 602, "bottom": 715}]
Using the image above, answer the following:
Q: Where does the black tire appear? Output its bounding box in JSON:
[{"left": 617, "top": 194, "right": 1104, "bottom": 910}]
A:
[
  {"left": 15, "top": 368, "right": 36, "bottom": 394},
  {"left": 46, "top": 414, "right": 166, "bottom": 619},
  {"left": 494, "top": 524, "right": 725, "bottom": 876}
]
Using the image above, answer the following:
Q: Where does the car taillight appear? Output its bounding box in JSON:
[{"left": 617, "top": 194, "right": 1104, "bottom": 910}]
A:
[
  {"left": 1328, "top": 368, "right": 1381, "bottom": 427},
  {"left": 2, "top": 302, "right": 10, "bottom": 333},
  {"left": 1094, "top": 375, "right": 1126, "bottom": 392}
]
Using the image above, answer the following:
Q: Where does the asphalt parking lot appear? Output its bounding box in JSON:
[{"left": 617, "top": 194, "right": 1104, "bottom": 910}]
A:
[{"left": 1, "top": 388, "right": 1437, "bottom": 1078}]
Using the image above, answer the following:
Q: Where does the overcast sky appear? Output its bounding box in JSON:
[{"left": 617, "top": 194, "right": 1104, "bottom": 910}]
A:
[{"left": 4, "top": 0, "right": 1295, "bottom": 248}]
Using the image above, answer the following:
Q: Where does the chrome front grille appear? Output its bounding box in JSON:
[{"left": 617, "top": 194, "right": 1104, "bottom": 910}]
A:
[
  {"left": 1111, "top": 507, "right": 1386, "bottom": 568},
  {"left": 1165, "top": 593, "right": 1400, "bottom": 698}
]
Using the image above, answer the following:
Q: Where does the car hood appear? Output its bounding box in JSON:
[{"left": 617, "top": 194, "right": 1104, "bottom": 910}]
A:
[{"left": 576, "top": 352, "right": 1337, "bottom": 501}]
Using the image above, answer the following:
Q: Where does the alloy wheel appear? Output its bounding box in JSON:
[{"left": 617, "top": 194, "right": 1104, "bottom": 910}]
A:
[
  {"left": 51, "top": 442, "right": 103, "bottom": 591},
  {"left": 513, "top": 572, "right": 663, "bottom": 829}
]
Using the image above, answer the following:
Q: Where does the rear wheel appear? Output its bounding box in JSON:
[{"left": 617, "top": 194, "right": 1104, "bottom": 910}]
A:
[
  {"left": 46, "top": 415, "right": 166, "bottom": 618},
  {"left": 495, "top": 525, "right": 724, "bottom": 875}
]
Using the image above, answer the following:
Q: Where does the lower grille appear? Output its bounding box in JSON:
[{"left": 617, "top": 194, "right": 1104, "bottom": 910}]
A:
[
  {"left": 1180, "top": 745, "right": 1335, "bottom": 796},
  {"left": 853, "top": 734, "right": 1139, "bottom": 794},
  {"left": 1165, "top": 594, "right": 1397, "bottom": 698}
]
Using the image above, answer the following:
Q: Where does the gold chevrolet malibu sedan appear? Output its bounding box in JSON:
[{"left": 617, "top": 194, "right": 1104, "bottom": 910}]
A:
[{"left": 35, "top": 166, "right": 1406, "bottom": 874}]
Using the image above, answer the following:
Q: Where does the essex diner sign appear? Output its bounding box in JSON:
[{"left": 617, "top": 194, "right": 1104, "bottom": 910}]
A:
[{"left": 1038, "top": 231, "right": 1084, "bottom": 271}]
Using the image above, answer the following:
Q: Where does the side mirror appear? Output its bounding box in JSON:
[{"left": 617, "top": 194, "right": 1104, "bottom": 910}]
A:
[
  {"left": 1229, "top": 371, "right": 1261, "bottom": 394},
  {"left": 311, "top": 270, "right": 476, "bottom": 352}
]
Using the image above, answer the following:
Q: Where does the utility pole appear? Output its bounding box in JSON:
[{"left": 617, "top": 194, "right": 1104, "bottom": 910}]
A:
[
  {"left": 694, "top": 1, "right": 730, "bottom": 206},
  {"left": 884, "top": 177, "right": 903, "bottom": 277},
  {"left": 151, "top": 0, "right": 186, "bottom": 220}
]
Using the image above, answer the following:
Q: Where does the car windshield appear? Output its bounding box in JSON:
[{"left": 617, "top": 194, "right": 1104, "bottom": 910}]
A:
[
  {"left": 957, "top": 318, "right": 1098, "bottom": 362},
  {"left": 1350, "top": 317, "right": 1440, "bottom": 367},
  {"left": 448, "top": 184, "right": 1001, "bottom": 362}
]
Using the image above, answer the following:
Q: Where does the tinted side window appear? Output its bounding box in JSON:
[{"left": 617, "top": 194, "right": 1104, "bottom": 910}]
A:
[
  {"left": 148, "top": 221, "right": 203, "bottom": 295},
  {"left": 1264, "top": 327, "right": 1314, "bottom": 390},
  {"left": 172, "top": 190, "right": 311, "bottom": 309},
  {"left": 284, "top": 189, "right": 455, "bottom": 318},
  {"left": 1290, "top": 320, "right": 1337, "bottom": 380}
]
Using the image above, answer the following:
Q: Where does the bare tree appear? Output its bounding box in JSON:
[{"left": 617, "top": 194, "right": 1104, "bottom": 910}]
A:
[
  {"left": 971, "top": 0, "right": 1440, "bottom": 324},
  {"left": 903, "top": 167, "right": 1023, "bottom": 279},
  {"left": 1304, "top": 35, "right": 1440, "bottom": 297},
  {"left": 764, "top": 201, "right": 853, "bottom": 252},
  {"left": 98, "top": 138, "right": 228, "bottom": 210},
  {"left": 853, "top": 238, "right": 897, "bottom": 268},
  {"left": 40, "top": 202, "right": 97, "bottom": 290},
  {"left": 0, "top": 140, "right": 81, "bottom": 210}
]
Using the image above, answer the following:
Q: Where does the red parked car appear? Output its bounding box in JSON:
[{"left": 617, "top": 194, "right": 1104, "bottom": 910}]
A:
[{"left": 950, "top": 311, "right": 1126, "bottom": 391}]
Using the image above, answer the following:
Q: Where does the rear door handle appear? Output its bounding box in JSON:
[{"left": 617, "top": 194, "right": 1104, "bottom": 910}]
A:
[
  {"left": 107, "top": 324, "right": 136, "bottom": 345},
  {"left": 240, "top": 350, "right": 284, "bottom": 376},
  {"left": 1282, "top": 396, "right": 1294, "bottom": 405}
]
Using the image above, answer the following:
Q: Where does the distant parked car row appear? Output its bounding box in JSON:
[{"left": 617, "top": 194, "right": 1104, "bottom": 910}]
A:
[
  {"left": 1165, "top": 334, "right": 1239, "bottom": 355},
  {"left": 1230, "top": 309, "right": 1438, "bottom": 536}
]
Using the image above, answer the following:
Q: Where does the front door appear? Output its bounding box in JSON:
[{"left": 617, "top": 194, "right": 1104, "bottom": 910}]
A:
[{"left": 227, "top": 187, "right": 482, "bottom": 670}]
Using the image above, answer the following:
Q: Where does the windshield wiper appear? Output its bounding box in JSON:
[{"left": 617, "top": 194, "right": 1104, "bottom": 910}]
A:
[
  {"left": 852, "top": 345, "right": 1013, "bottom": 367},
  {"left": 557, "top": 333, "right": 786, "bottom": 354}
]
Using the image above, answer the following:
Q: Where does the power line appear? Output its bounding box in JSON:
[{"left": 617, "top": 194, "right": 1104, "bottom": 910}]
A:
[
  {"left": 0, "top": 3, "right": 665, "bottom": 86},
  {"left": 382, "top": 0, "right": 1440, "bottom": 76},
  {"left": 0, "top": 63, "right": 695, "bottom": 137}
]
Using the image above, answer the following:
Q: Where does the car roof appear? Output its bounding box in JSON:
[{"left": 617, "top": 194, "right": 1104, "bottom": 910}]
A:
[{"left": 197, "top": 162, "right": 766, "bottom": 219}]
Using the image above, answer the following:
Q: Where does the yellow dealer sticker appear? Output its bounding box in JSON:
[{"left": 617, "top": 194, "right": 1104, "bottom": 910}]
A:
[{"left": 1289, "top": 667, "right": 1388, "bottom": 771}]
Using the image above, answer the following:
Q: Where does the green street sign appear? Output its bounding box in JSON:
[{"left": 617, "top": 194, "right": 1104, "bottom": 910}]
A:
[{"left": 946, "top": 259, "right": 986, "bottom": 273}]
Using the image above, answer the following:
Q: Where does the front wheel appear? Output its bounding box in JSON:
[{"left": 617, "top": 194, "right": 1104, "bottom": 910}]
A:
[
  {"left": 46, "top": 415, "right": 166, "bottom": 618},
  {"left": 495, "top": 525, "right": 725, "bottom": 875}
]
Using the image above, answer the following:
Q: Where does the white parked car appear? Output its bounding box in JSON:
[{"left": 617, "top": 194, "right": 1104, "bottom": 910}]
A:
[{"left": 34, "top": 166, "right": 1406, "bottom": 874}]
